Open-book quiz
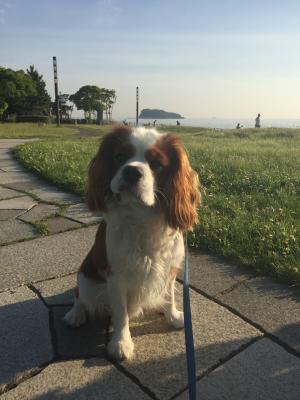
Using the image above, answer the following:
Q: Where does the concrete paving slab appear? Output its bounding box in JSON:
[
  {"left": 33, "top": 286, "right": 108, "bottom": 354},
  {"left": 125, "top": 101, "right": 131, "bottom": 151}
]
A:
[
  {"left": 0, "top": 219, "right": 38, "bottom": 244},
  {"left": 29, "top": 186, "right": 81, "bottom": 204},
  {"left": 34, "top": 274, "right": 77, "bottom": 305},
  {"left": 2, "top": 358, "right": 151, "bottom": 400},
  {"left": 0, "top": 172, "right": 34, "bottom": 184},
  {"left": 53, "top": 306, "right": 108, "bottom": 358},
  {"left": 119, "top": 287, "right": 261, "bottom": 400},
  {"left": 0, "top": 286, "right": 52, "bottom": 390},
  {"left": 0, "top": 159, "right": 19, "bottom": 167},
  {"left": 0, "top": 210, "right": 26, "bottom": 221},
  {"left": 0, "top": 157, "right": 26, "bottom": 172},
  {"left": 0, "top": 186, "right": 23, "bottom": 200},
  {"left": 217, "top": 277, "right": 300, "bottom": 353},
  {"left": 0, "top": 139, "right": 37, "bottom": 149},
  {"left": 64, "top": 203, "right": 102, "bottom": 224},
  {"left": 0, "top": 154, "right": 12, "bottom": 161},
  {"left": 19, "top": 204, "right": 59, "bottom": 223},
  {"left": 4, "top": 179, "right": 45, "bottom": 192},
  {"left": 0, "top": 165, "right": 27, "bottom": 172},
  {"left": 183, "top": 251, "right": 254, "bottom": 296},
  {"left": 0, "top": 225, "right": 97, "bottom": 290},
  {"left": 0, "top": 195, "right": 37, "bottom": 210},
  {"left": 46, "top": 217, "right": 82, "bottom": 234},
  {"left": 177, "top": 338, "right": 300, "bottom": 400}
]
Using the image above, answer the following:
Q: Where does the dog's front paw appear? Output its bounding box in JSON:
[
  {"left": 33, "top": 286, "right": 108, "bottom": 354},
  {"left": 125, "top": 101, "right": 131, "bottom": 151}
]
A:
[
  {"left": 63, "top": 303, "right": 87, "bottom": 328},
  {"left": 168, "top": 310, "right": 184, "bottom": 329},
  {"left": 107, "top": 337, "right": 134, "bottom": 360}
]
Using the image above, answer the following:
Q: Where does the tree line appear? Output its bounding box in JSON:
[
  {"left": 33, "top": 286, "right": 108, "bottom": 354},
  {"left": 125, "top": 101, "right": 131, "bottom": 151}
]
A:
[{"left": 0, "top": 65, "right": 116, "bottom": 123}]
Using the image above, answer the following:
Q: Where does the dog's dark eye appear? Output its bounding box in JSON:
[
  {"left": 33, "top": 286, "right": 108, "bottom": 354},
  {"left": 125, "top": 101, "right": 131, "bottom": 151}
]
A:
[
  {"left": 149, "top": 159, "right": 163, "bottom": 172},
  {"left": 114, "top": 153, "right": 128, "bottom": 164}
]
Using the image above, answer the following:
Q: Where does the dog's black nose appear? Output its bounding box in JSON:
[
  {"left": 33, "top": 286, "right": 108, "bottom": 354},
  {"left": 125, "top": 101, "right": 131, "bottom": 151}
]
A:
[{"left": 122, "top": 166, "right": 142, "bottom": 185}]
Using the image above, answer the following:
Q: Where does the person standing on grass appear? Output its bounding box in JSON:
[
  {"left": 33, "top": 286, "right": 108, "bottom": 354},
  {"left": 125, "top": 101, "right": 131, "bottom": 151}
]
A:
[{"left": 255, "top": 113, "right": 261, "bottom": 128}]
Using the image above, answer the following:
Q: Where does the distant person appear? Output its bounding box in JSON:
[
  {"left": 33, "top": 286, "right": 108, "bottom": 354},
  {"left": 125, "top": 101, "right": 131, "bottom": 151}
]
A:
[
  {"left": 176, "top": 120, "right": 180, "bottom": 126},
  {"left": 255, "top": 113, "right": 261, "bottom": 128},
  {"left": 153, "top": 120, "right": 157, "bottom": 126},
  {"left": 236, "top": 123, "right": 243, "bottom": 129}
]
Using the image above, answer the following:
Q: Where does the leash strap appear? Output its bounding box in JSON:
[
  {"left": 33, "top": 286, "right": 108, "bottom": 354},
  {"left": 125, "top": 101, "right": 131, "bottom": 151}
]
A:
[{"left": 183, "top": 233, "right": 197, "bottom": 399}]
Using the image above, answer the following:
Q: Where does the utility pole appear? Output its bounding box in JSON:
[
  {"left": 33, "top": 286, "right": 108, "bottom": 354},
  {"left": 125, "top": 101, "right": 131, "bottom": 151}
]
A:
[
  {"left": 136, "top": 86, "right": 139, "bottom": 126},
  {"left": 52, "top": 57, "right": 60, "bottom": 127}
]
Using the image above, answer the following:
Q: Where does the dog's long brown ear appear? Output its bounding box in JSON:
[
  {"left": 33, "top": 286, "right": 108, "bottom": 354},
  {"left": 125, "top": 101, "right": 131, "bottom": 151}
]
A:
[
  {"left": 86, "top": 125, "right": 132, "bottom": 212},
  {"left": 79, "top": 220, "right": 109, "bottom": 281},
  {"left": 86, "top": 153, "right": 109, "bottom": 212},
  {"left": 162, "top": 135, "right": 201, "bottom": 231}
]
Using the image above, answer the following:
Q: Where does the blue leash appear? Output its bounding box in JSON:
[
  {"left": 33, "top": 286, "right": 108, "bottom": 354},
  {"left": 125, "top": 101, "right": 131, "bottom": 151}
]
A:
[{"left": 183, "top": 233, "right": 197, "bottom": 399}]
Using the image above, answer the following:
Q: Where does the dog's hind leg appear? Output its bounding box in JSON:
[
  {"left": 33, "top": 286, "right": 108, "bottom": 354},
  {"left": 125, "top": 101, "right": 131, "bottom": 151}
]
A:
[
  {"left": 64, "top": 272, "right": 108, "bottom": 327},
  {"left": 162, "top": 268, "right": 184, "bottom": 329}
]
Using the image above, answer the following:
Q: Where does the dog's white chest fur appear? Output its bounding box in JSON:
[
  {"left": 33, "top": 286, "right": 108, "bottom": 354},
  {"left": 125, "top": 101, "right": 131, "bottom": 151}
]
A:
[{"left": 105, "top": 204, "right": 184, "bottom": 308}]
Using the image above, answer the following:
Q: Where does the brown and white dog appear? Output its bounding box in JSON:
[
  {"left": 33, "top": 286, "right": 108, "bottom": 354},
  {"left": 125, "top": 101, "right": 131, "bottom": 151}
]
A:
[{"left": 64, "top": 126, "right": 200, "bottom": 360}]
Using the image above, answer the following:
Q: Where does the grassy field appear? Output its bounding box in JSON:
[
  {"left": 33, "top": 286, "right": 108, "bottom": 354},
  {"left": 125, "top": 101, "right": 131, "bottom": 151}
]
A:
[
  {"left": 13, "top": 125, "right": 300, "bottom": 284},
  {"left": 0, "top": 123, "right": 79, "bottom": 139}
]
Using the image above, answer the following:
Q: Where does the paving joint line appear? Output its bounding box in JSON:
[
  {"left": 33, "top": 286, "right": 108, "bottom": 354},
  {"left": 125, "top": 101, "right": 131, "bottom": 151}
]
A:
[
  {"left": 178, "top": 279, "right": 300, "bottom": 359},
  {"left": 103, "top": 318, "right": 159, "bottom": 399},
  {"left": 26, "top": 285, "right": 60, "bottom": 361},
  {"left": 24, "top": 285, "right": 61, "bottom": 364},
  {"left": 106, "top": 355, "right": 160, "bottom": 400},
  {"left": 0, "top": 184, "right": 41, "bottom": 201},
  {"left": 0, "top": 362, "right": 52, "bottom": 396},
  {"left": 56, "top": 214, "right": 85, "bottom": 226},
  {"left": 0, "top": 194, "right": 28, "bottom": 201},
  {"left": 168, "top": 335, "right": 263, "bottom": 400},
  {"left": 0, "top": 222, "right": 95, "bottom": 248},
  {"left": 0, "top": 271, "right": 77, "bottom": 294},
  {"left": 26, "top": 283, "right": 50, "bottom": 309},
  {"left": 31, "top": 270, "right": 77, "bottom": 285},
  {"left": 217, "top": 279, "right": 250, "bottom": 296}
]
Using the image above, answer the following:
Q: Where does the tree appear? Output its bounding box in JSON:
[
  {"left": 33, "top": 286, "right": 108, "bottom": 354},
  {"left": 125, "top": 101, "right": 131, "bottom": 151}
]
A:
[
  {"left": 58, "top": 93, "right": 73, "bottom": 120},
  {"left": 0, "top": 67, "right": 37, "bottom": 119},
  {"left": 70, "top": 85, "right": 116, "bottom": 124},
  {"left": 26, "top": 65, "right": 51, "bottom": 115},
  {"left": 101, "top": 88, "right": 117, "bottom": 121},
  {"left": 0, "top": 99, "right": 8, "bottom": 119}
]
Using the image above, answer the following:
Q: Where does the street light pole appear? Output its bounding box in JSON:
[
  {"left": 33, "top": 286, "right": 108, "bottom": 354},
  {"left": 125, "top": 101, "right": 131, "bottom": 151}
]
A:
[
  {"left": 52, "top": 57, "right": 60, "bottom": 127},
  {"left": 136, "top": 86, "right": 139, "bottom": 127}
]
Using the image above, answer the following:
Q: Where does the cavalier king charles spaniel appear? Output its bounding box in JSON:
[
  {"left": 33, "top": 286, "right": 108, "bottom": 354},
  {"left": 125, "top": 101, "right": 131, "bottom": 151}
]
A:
[{"left": 64, "top": 126, "right": 200, "bottom": 360}]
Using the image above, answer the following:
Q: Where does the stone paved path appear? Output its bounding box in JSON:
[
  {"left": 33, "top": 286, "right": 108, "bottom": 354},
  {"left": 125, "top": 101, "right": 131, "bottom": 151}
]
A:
[{"left": 0, "top": 139, "right": 299, "bottom": 399}]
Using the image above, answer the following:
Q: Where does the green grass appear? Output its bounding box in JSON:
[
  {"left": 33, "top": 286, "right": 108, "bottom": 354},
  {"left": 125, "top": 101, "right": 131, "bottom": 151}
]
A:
[
  {"left": 0, "top": 123, "right": 79, "bottom": 139},
  {"left": 14, "top": 126, "right": 300, "bottom": 284},
  {"left": 32, "top": 221, "right": 49, "bottom": 236}
]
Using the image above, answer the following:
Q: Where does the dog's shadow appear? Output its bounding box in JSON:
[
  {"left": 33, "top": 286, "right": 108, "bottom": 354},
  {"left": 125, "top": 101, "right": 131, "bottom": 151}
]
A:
[
  {"left": 2, "top": 282, "right": 300, "bottom": 400},
  {"left": 48, "top": 283, "right": 177, "bottom": 360}
]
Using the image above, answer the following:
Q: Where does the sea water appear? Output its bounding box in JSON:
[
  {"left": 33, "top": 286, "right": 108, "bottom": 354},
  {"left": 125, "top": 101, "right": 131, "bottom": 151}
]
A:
[{"left": 124, "top": 117, "right": 300, "bottom": 129}]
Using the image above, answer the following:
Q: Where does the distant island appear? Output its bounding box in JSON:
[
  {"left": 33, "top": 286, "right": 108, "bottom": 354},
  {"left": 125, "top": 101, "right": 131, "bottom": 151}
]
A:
[{"left": 139, "top": 109, "right": 184, "bottom": 119}]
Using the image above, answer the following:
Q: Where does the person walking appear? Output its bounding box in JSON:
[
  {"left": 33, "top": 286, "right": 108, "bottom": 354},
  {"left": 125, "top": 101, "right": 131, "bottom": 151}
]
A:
[{"left": 255, "top": 113, "right": 261, "bottom": 128}]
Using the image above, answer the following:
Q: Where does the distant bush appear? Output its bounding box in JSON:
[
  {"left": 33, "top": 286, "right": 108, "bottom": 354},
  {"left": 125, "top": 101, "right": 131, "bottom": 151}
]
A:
[
  {"left": 71, "top": 119, "right": 97, "bottom": 125},
  {"left": 15, "top": 115, "right": 51, "bottom": 123}
]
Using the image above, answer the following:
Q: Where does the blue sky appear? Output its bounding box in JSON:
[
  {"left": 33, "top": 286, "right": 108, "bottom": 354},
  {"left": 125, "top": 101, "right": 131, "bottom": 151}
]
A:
[{"left": 1, "top": 0, "right": 300, "bottom": 118}]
